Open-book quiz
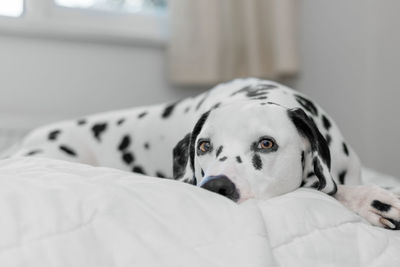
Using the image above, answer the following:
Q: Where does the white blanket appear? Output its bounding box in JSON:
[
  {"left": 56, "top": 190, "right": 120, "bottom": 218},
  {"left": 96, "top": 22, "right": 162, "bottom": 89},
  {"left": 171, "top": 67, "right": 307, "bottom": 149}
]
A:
[{"left": 1, "top": 158, "right": 400, "bottom": 267}]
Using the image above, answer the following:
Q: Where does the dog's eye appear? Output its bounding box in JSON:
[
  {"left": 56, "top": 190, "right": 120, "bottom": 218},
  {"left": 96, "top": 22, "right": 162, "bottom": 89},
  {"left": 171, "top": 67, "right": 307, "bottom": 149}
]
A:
[
  {"left": 258, "top": 138, "right": 275, "bottom": 150},
  {"left": 198, "top": 140, "right": 211, "bottom": 153}
]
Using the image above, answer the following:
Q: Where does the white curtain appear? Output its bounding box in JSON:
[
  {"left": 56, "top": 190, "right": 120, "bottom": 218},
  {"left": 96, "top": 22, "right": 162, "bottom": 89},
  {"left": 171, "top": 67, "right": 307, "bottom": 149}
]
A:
[{"left": 168, "top": 0, "right": 299, "bottom": 85}]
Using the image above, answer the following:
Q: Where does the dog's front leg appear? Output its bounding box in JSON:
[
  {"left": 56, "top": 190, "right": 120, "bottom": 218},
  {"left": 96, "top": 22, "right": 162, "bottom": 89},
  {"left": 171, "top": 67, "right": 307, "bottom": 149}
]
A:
[{"left": 334, "top": 184, "right": 400, "bottom": 229}]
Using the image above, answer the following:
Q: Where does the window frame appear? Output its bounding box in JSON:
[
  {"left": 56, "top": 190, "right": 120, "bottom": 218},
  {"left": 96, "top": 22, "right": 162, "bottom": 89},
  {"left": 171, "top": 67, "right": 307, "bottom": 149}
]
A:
[{"left": 0, "top": 0, "right": 168, "bottom": 46}]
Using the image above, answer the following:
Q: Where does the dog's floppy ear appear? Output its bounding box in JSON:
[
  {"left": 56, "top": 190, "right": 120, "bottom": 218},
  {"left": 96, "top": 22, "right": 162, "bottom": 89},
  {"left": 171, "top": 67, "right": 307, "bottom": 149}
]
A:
[
  {"left": 172, "top": 110, "right": 211, "bottom": 186},
  {"left": 173, "top": 132, "right": 196, "bottom": 184},
  {"left": 287, "top": 108, "right": 337, "bottom": 195}
]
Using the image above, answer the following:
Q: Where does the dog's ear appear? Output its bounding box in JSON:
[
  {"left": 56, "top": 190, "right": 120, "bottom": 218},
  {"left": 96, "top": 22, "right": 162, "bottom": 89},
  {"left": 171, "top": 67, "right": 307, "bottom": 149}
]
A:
[
  {"left": 173, "top": 133, "right": 196, "bottom": 184},
  {"left": 287, "top": 108, "right": 337, "bottom": 195},
  {"left": 172, "top": 110, "right": 211, "bottom": 186}
]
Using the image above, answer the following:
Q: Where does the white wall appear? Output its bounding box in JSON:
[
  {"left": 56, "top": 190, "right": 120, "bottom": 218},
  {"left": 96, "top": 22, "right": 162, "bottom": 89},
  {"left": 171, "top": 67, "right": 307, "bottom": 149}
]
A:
[
  {"left": 296, "top": 0, "right": 400, "bottom": 176},
  {"left": 0, "top": 34, "right": 204, "bottom": 129}
]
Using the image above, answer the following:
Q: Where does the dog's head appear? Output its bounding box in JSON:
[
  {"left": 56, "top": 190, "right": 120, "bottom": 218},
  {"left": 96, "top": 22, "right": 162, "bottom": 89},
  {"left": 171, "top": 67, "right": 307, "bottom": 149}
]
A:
[{"left": 173, "top": 101, "right": 337, "bottom": 202}]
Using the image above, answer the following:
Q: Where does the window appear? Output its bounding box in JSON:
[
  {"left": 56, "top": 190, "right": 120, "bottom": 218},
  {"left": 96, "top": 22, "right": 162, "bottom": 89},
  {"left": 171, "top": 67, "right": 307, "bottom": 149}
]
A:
[
  {"left": 55, "top": 0, "right": 167, "bottom": 14},
  {"left": 0, "top": 0, "right": 24, "bottom": 17},
  {"left": 0, "top": 0, "right": 168, "bottom": 45}
]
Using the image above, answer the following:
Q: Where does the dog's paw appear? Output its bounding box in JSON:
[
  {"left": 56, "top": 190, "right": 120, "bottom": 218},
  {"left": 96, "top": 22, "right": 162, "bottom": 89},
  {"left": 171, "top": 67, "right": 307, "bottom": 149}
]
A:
[{"left": 336, "top": 185, "right": 400, "bottom": 230}]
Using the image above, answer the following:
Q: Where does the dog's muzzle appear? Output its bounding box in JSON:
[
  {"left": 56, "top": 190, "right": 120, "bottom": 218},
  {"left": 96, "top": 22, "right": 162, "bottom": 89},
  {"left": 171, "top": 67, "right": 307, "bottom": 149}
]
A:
[{"left": 200, "top": 175, "right": 240, "bottom": 202}]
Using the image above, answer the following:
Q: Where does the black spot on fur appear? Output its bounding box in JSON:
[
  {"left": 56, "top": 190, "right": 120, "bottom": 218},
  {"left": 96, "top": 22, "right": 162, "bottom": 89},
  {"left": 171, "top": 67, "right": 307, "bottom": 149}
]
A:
[
  {"left": 162, "top": 101, "right": 179, "bottom": 118},
  {"left": 219, "top": 156, "right": 227, "bottom": 162},
  {"left": 212, "top": 102, "right": 221, "bottom": 109},
  {"left": 256, "top": 96, "right": 268, "bottom": 100},
  {"left": 118, "top": 135, "right": 131, "bottom": 151},
  {"left": 117, "top": 118, "right": 125, "bottom": 125},
  {"left": 144, "top": 142, "right": 150, "bottom": 150},
  {"left": 294, "top": 95, "right": 318, "bottom": 116},
  {"left": 310, "top": 181, "right": 320, "bottom": 189},
  {"left": 91, "top": 123, "right": 107, "bottom": 142},
  {"left": 371, "top": 200, "right": 392, "bottom": 212},
  {"left": 307, "top": 172, "right": 315, "bottom": 178},
  {"left": 59, "top": 145, "right": 77, "bottom": 157},
  {"left": 138, "top": 112, "right": 148, "bottom": 119},
  {"left": 252, "top": 154, "right": 263, "bottom": 170},
  {"left": 184, "top": 106, "right": 190, "bottom": 113},
  {"left": 343, "top": 142, "right": 349, "bottom": 156},
  {"left": 322, "top": 115, "right": 331, "bottom": 130},
  {"left": 25, "top": 149, "right": 43, "bottom": 156},
  {"left": 156, "top": 171, "right": 166, "bottom": 178},
  {"left": 301, "top": 151, "right": 305, "bottom": 171},
  {"left": 122, "top": 152, "right": 134, "bottom": 164},
  {"left": 216, "top": 146, "right": 223, "bottom": 158},
  {"left": 338, "top": 170, "right": 347, "bottom": 184},
  {"left": 196, "top": 93, "right": 209, "bottom": 111},
  {"left": 132, "top": 166, "right": 146, "bottom": 175},
  {"left": 312, "top": 157, "right": 326, "bottom": 190},
  {"left": 232, "top": 83, "right": 277, "bottom": 98},
  {"left": 236, "top": 156, "right": 242, "bottom": 163},
  {"left": 201, "top": 169, "right": 205, "bottom": 177},
  {"left": 48, "top": 130, "right": 61, "bottom": 141},
  {"left": 325, "top": 134, "right": 332, "bottom": 146},
  {"left": 77, "top": 119, "right": 87, "bottom": 125},
  {"left": 173, "top": 133, "right": 191, "bottom": 179}
]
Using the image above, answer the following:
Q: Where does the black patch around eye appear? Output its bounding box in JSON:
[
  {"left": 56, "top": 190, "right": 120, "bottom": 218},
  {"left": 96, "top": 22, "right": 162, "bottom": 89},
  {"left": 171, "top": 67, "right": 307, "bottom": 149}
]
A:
[
  {"left": 201, "top": 169, "right": 205, "bottom": 177},
  {"left": 77, "top": 119, "right": 87, "bottom": 125},
  {"left": 252, "top": 154, "right": 263, "bottom": 170},
  {"left": 236, "top": 156, "right": 242, "bottom": 163},
  {"left": 371, "top": 200, "right": 392, "bottom": 212},
  {"left": 322, "top": 115, "right": 331, "bottom": 130},
  {"left": 118, "top": 135, "right": 131, "bottom": 151},
  {"left": 144, "top": 142, "right": 150, "bottom": 149},
  {"left": 219, "top": 156, "right": 227, "bottom": 162},
  {"left": 122, "top": 152, "right": 134, "bottom": 164},
  {"left": 325, "top": 134, "right": 332, "bottom": 146},
  {"left": 59, "top": 145, "right": 77, "bottom": 157},
  {"left": 216, "top": 146, "right": 223, "bottom": 158},
  {"left": 48, "top": 130, "right": 61, "bottom": 141},
  {"left": 132, "top": 166, "right": 146, "bottom": 175},
  {"left": 343, "top": 142, "right": 349, "bottom": 156},
  {"left": 138, "top": 112, "right": 148, "bottom": 119},
  {"left": 156, "top": 171, "right": 166, "bottom": 178},
  {"left": 116, "top": 118, "right": 125, "bottom": 125},
  {"left": 338, "top": 170, "right": 347, "bottom": 184},
  {"left": 91, "top": 122, "right": 107, "bottom": 142},
  {"left": 25, "top": 149, "right": 43, "bottom": 156},
  {"left": 294, "top": 95, "right": 318, "bottom": 116}
]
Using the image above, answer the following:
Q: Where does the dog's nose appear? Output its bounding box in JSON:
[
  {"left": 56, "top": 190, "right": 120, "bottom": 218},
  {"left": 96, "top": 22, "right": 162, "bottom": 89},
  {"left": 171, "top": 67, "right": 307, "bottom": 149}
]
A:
[{"left": 200, "top": 175, "right": 240, "bottom": 201}]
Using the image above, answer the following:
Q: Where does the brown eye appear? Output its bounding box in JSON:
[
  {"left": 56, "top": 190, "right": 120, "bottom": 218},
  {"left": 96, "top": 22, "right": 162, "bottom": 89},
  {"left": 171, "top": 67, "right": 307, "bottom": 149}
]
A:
[
  {"left": 198, "top": 140, "right": 211, "bottom": 153},
  {"left": 258, "top": 138, "right": 274, "bottom": 150}
]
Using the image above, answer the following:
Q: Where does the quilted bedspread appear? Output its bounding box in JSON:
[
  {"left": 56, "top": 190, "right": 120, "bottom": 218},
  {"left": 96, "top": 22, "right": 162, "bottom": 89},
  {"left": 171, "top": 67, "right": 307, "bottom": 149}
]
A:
[{"left": 0, "top": 157, "right": 400, "bottom": 267}]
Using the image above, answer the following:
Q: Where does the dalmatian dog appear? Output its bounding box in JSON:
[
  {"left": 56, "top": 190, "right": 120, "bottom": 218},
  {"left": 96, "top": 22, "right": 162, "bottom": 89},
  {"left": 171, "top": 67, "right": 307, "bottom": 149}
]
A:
[{"left": 5, "top": 78, "right": 400, "bottom": 230}]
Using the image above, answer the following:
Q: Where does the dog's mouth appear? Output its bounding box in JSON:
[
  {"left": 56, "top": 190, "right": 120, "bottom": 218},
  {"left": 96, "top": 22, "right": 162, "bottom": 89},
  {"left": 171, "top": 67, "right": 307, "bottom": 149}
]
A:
[{"left": 200, "top": 175, "right": 240, "bottom": 202}]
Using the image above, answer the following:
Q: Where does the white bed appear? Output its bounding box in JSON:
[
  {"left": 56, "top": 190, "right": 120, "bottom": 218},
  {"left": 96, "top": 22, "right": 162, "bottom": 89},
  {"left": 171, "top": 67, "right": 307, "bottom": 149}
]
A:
[{"left": 1, "top": 157, "right": 400, "bottom": 267}]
